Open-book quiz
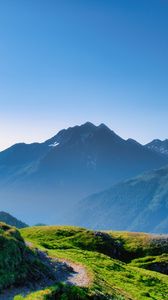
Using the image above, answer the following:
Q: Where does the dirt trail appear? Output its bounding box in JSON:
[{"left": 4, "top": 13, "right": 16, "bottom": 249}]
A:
[
  {"left": 58, "top": 258, "right": 90, "bottom": 287},
  {"left": 0, "top": 245, "right": 90, "bottom": 300},
  {"left": 36, "top": 247, "right": 90, "bottom": 287}
]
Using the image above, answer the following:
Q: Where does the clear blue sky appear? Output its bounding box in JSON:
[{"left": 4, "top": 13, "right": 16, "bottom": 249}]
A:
[{"left": 0, "top": 0, "right": 168, "bottom": 150}]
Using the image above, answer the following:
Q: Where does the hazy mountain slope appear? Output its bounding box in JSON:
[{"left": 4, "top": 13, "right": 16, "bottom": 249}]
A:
[
  {"left": 0, "top": 211, "right": 28, "bottom": 228},
  {"left": 0, "top": 122, "right": 167, "bottom": 225},
  {"left": 73, "top": 165, "right": 168, "bottom": 233},
  {"left": 0, "top": 142, "right": 48, "bottom": 166},
  {"left": 0, "top": 142, "right": 49, "bottom": 184},
  {"left": 146, "top": 139, "right": 168, "bottom": 157}
]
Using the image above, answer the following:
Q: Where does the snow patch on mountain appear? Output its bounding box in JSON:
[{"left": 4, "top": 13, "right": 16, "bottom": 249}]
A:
[
  {"left": 49, "top": 142, "right": 60, "bottom": 147},
  {"left": 146, "top": 139, "right": 168, "bottom": 157}
]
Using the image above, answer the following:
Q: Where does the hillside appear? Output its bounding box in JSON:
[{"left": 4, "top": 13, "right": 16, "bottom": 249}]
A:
[
  {"left": 0, "top": 211, "right": 28, "bottom": 228},
  {"left": 0, "top": 122, "right": 167, "bottom": 225},
  {"left": 72, "top": 165, "right": 168, "bottom": 233},
  {"left": 16, "top": 226, "right": 168, "bottom": 300},
  {"left": 0, "top": 223, "right": 53, "bottom": 293}
]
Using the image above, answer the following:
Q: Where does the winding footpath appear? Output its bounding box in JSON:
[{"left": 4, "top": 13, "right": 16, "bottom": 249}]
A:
[{"left": 0, "top": 244, "right": 90, "bottom": 300}]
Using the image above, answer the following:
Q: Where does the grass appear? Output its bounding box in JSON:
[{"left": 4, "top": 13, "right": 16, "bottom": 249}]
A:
[
  {"left": 0, "top": 222, "right": 53, "bottom": 291},
  {"left": 108, "top": 231, "right": 168, "bottom": 260},
  {"left": 130, "top": 254, "right": 168, "bottom": 274},
  {"left": 18, "top": 226, "right": 168, "bottom": 300},
  {"left": 14, "top": 284, "right": 94, "bottom": 300}
]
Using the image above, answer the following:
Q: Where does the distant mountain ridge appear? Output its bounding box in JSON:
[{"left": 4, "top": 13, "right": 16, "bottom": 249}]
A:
[
  {"left": 146, "top": 139, "right": 168, "bottom": 157},
  {"left": 0, "top": 211, "right": 28, "bottom": 228},
  {"left": 73, "top": 165, "right": 168, "bottom": 233},
  {"left": 0, "top": 122, "right": 167, "bottom": 225}
]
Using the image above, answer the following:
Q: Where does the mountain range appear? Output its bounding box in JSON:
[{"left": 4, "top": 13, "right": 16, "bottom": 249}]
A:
[
  {"left": 72, "top": 165, "right": 168, "bottom": 233},
  {"left": 0, "top": 122, "right": 167, "bottom": 228}
]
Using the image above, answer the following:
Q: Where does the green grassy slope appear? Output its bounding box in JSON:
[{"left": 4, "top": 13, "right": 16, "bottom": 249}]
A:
[
  {"left": 0, "top": 222, "right": 51, "bottom": 291},
  {"left": 19, "top": 226, "right": 168, "bottom": 300},
  {"left": 130, "top": 254, "right": 168, "bottom": 274},
  {"left": 108, "top": 231, "right": 168, "bottom": 259}
]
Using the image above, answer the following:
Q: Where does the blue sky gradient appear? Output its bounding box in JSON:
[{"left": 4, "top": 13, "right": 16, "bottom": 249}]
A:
[{"left": 0, "top": 0, "right": 168, "bottom": 150}]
